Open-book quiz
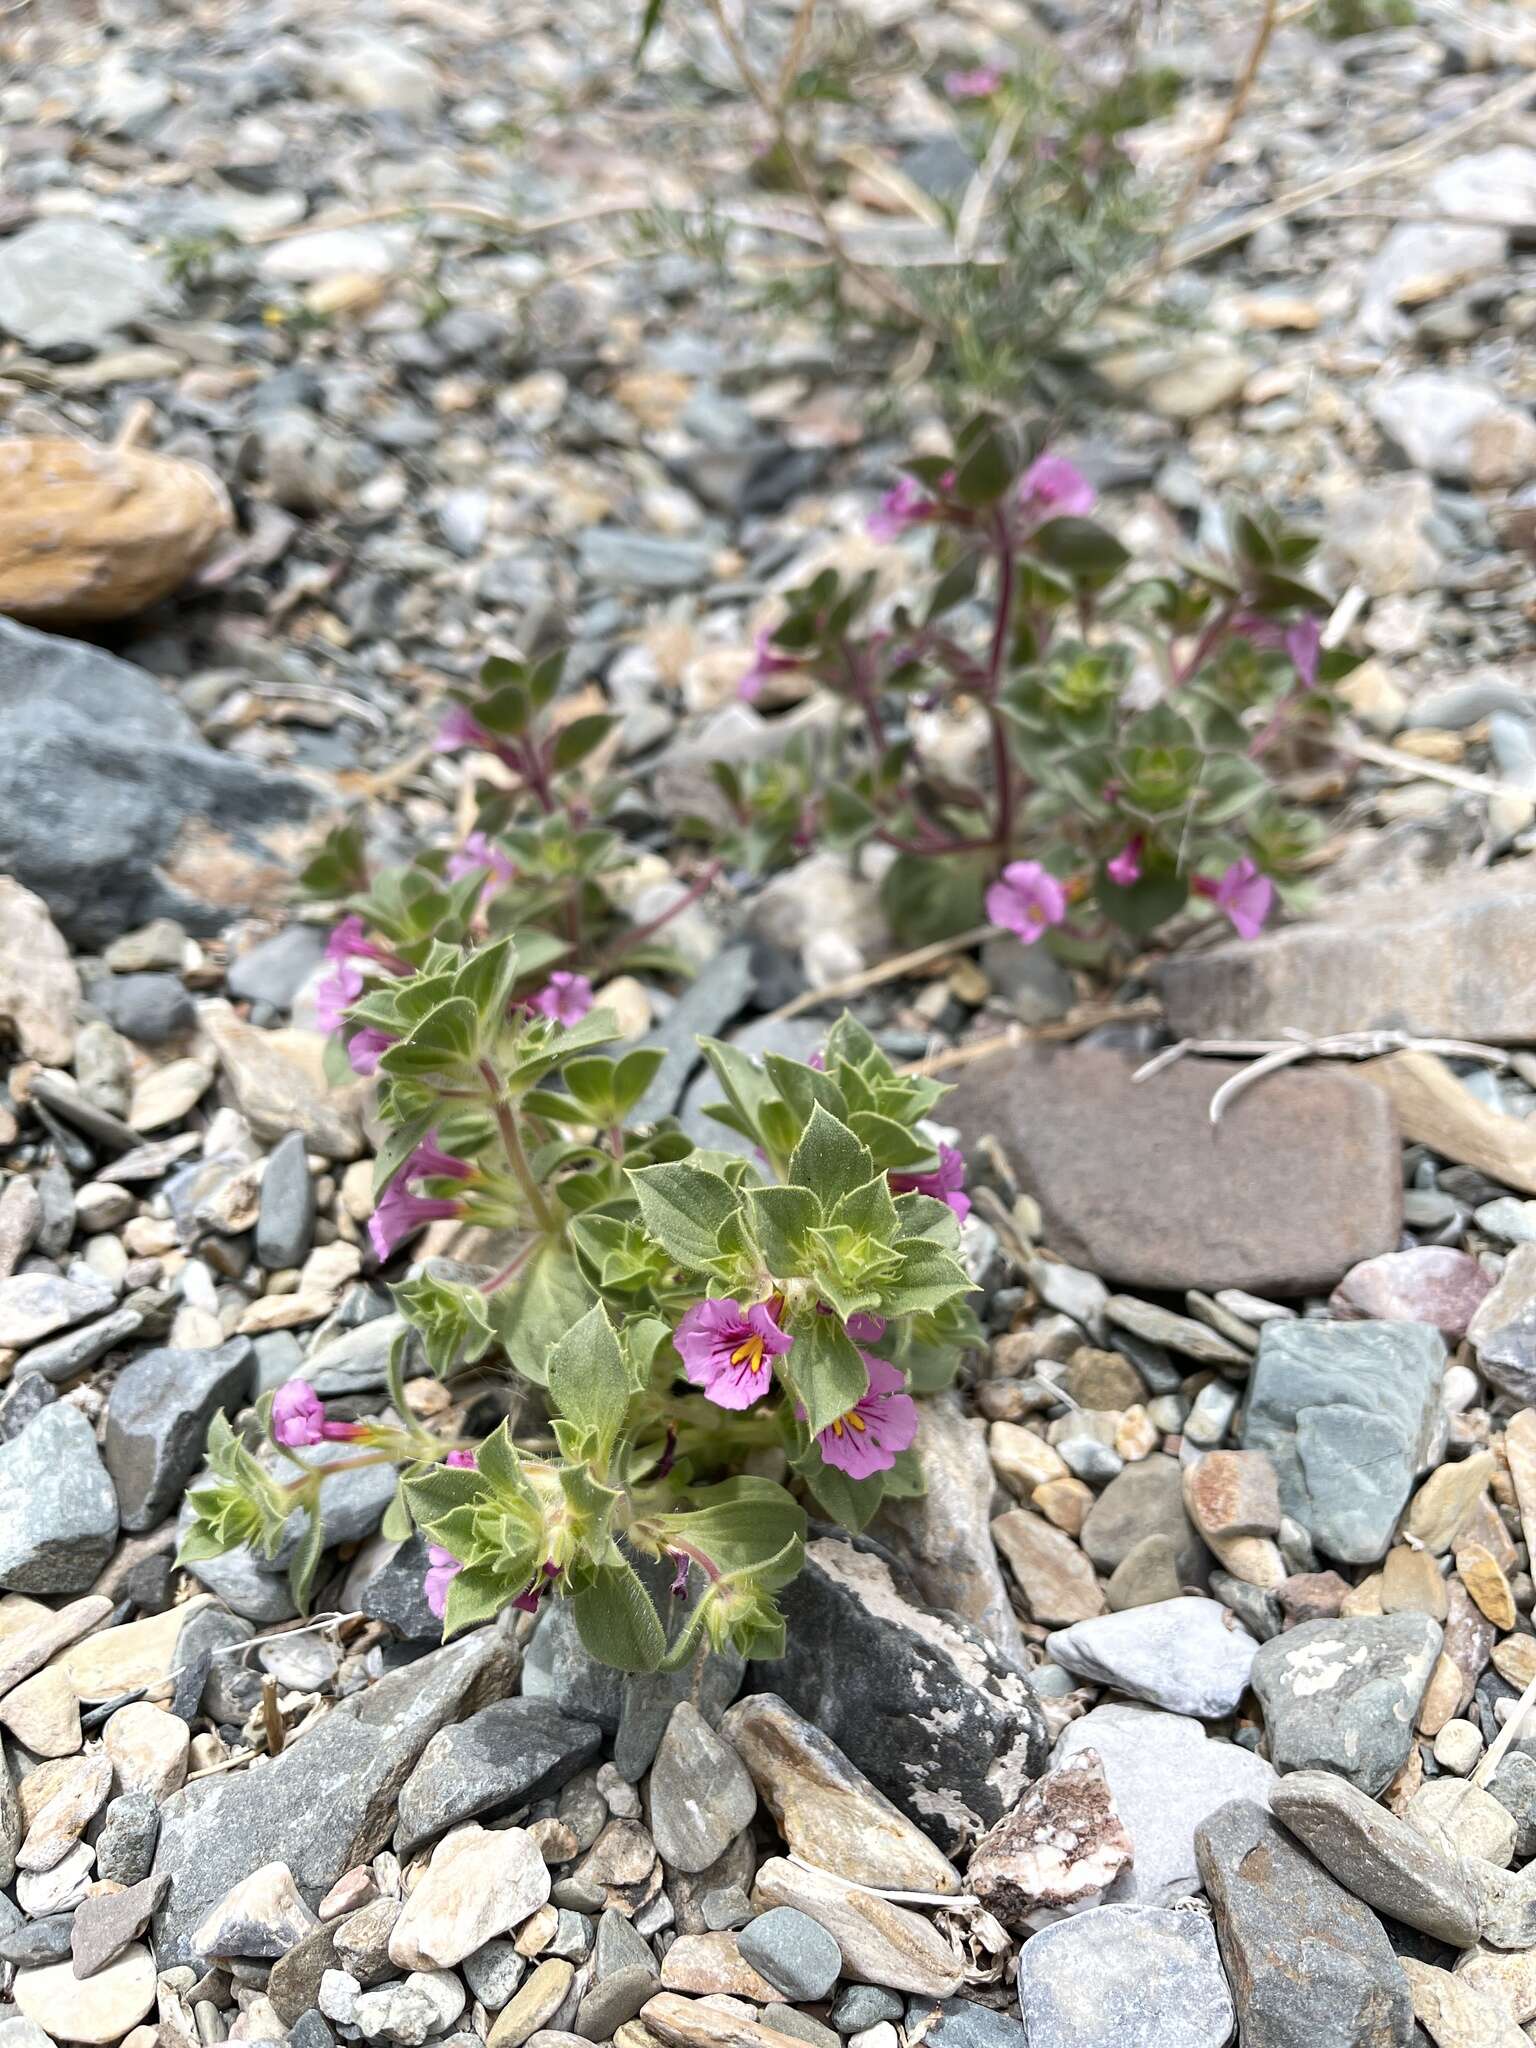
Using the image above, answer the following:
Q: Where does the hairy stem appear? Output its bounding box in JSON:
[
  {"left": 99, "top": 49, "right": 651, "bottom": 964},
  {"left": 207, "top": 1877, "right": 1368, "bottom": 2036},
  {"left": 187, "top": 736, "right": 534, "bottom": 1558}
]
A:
[{"left": 480, "top": 1058, "right": 557, "bottom": 1232}]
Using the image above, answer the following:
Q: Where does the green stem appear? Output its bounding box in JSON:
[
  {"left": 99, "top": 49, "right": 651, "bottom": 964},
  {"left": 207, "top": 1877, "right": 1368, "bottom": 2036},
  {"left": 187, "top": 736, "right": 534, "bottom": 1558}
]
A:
[{"left": 480, "top": 1058, "right": 557, "bottom": 1233}]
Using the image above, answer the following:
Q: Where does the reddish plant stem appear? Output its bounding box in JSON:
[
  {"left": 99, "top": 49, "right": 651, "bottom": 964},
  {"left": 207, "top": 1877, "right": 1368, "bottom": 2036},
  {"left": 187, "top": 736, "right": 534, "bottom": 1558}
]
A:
[
  {"left": 597, "top": 859, "right": 724, "bottom": 968},
  {"left": 1174, "top": 601, "right": 1237, "bottom": 687},
  {"left": 480, "top": 1235, "right": 539, "bottom": 1294}
]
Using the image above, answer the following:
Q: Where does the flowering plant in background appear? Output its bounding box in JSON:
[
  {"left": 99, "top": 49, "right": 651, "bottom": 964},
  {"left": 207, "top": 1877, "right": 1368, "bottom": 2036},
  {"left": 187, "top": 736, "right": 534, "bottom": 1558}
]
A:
[
  {"left": 297, "top": 647, "right": 720, "bottom": 1084},
  {"left": 697, "top": 418, "right": 1350, "bottom": 957},
  {"left": 182, "top": 933, "right": 978, "bottom": 1666}
]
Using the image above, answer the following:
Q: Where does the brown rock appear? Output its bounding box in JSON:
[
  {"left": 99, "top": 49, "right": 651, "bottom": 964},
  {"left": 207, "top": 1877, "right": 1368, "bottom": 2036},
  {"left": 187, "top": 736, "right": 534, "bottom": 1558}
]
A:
[
  {"left": 0, "top": 880, "right": 80, "bottom": 1067},
  {"left": 641, "top": 1994, "right": 810, "bottom": 2048},
  {"left": 1405, "top": 1454, "right": 1497, "bottom": 1555},
  {"left": 967, "top": 1749, "right": 1131, "bottom": 1919},
  {"left": 988, "top": 1422, "right": 1068, "bottom": 1498},
  {"left": 944, "top": 1047, "right": 1399, "bottom": 1295},
  {"left": 1062, "top": 1349, "right": 1145, "bottom": 1410},
  {"left": 0, "top": 438, "right": 232, "bottom": 627},
  {"left": 990, "top": 1510, "right": 1105, "bottom": 1627},
  {"left": 1456, "top": 1543, "right": 1516, "bottom": 1630},
  {"left": 1364, "top": 1055, "right": 1536, "bottom": 1199},
  {"left": 718, "top": 1694, "right": 960, "bottom": 1895},
  {"left": 1417, "top": 1653, "right": 1467, "bottom": 1738},
  {"left": 1278, "top": 1571, "right": 1352, "bottom": 1625},
  {"left": 1159, "top": 861, "right": 1536, "bottom": 1044},
  {"left": 1105, "top": 1533, "right": 1182, "bottom": 1610},
  {"left": 659, "top": 1935, "right": 776, "bottom": 2002},
  {"left": 1032, "top": 1476, "right": 1094, "bottom": 1536},
  {"left": 1382, "top": 1547, "right": 1450, "bottom": 1622},
  {"left": 1182, "top": 1451, "right": 1281, "bottom": 1544}
]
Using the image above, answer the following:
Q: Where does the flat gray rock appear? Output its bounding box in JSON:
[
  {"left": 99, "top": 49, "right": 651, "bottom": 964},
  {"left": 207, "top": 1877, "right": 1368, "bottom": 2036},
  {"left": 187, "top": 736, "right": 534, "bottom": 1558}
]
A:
[
  {"left": 0, "top": 220, "right": 166, "bottom": 352},
  {"left": 1268, "top": 1771, "right": 1480, "bottom": 1948},
  {"left": 1241, "top": 1319, "right": 1445, "bottom": 1564},
  {"left": 104, "top": 1338, "right": 253, "bottom": 1531},
  {"left": 1250, "top": 1613, "right": 1442, "bottom": 1796},
  {"left": 0, "top": 1403, "right": 119, "bottom": 1593},
  {"left": 1045, "top": 1598, "right": 1258, "bottom": 1719},
  {"left": 1196, "top": 1797, "right": 1413, "bottom": 2046},
  {"left": 152, "top": 1629, "right": 514, "bottom": 1964},
  {"left": 394, "top": 1698, "right": 603, "bottom": 1858},
  {"left": 1052, "top": 1703, "right": 1277, "bottom": 1905},
  {"left": 1015, "top": 1903, "right": 1235, "bottom": 2048}
]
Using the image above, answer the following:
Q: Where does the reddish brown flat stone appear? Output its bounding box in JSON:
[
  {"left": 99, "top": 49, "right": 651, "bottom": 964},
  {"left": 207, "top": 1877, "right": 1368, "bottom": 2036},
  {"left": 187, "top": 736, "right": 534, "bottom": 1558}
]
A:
[{"left": 944, "top": 1046, "right": 1400, "bottom": 1296}]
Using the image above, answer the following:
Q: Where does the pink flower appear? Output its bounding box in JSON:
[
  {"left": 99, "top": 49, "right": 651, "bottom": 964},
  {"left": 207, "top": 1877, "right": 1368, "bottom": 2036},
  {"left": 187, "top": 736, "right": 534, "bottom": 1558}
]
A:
[
  {"left": 944, "top": 66, "right": 1003, "bottom": 100},
  {"left": 445, "top": 831, "right": 517, "bottom": 892},
  {"left": 1018, "top": 454, "right": 1096, "bottom": 524},
  {"left": 434, "top": 704, "right": 493, "bottom": 753},
  {"left": 424, "top": 1544, "right": 461, "bottom": 1619},
  {"left": 890, "top": 1144, "right": 971, "bottom": 1223},
  {"left": 512, "top": 1561, "right": 561, "bottom": 1615},
  {"left": 445, "top": 1447, "right": 478, "bottom": 1468},
  {"left": 868, "top": 475, "right": 933, "bottom": 543},
  {"left": 316, "top": 917, "right": 406, "bottom": 1034},
  {"left": 271, "top": 1379, "right": 364, "bottom": 1448},
  {"left": 347, "top": 1027, "right": 395, "bottom": 1077},
  {"left": 316, "top": 957, "right": 364, "bottom": 1034},
  {"left": 1195, "top": 857, "right": 1274, "bottom": 941},
  {"left": 527, "top": 971, "right": 594, "bottom": 1027},
  {"left": 816, "top": 1355, "right": 918, "bottom": 1478},
  {"left": 369, "top": 1134, "right": 474, "bottom": 1263},
  {"left": 986, "top": 860, "right": 1068, "bottom": 945},
  {"left": 740, "top": 629, "right": 800, "bottom": 704},
  {"left": 845, "top": 1312, "right": 886, "bottom": 1345},
  {"left": 1285, "top": 615, "right": 1322, "bottom": 691},
  {"left": 675, "top": 1297, "right": 793, "bottom": 1410},
  {"left": 1106, "top": 838, "right": 1143, "bottom": 888}
]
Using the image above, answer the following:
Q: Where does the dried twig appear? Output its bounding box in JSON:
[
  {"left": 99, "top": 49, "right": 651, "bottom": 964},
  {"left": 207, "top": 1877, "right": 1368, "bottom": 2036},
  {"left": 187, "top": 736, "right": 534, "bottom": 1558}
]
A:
[
  {"left": 760, "top": 924, "right": 998, "bottom": 1025},
  {"left": 1337, "top": 726, "right": 1536, "bottom": 808},
  {"left": 783, "top": 1853, "right": 978, "bottom": 1909},
  {"left": 1156, "top": 0, "right": 1280, "bottom": 267},
  {"left": 1135, "top": 1029, "right": 1511, "bottom": 1124},
  {"left": 902, "top": 1001, "right": 1163, "bottom": 1077}
]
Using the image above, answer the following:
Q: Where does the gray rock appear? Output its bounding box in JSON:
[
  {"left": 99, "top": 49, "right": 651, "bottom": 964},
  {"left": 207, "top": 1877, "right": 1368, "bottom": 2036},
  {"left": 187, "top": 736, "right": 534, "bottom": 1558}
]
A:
[
  {"left": 871, "top": 1394, "right": 1027, "bottom": 1665},
  {"left": 104, "top": 1338, "right": 253, "bottom": 1530},
  {"left": 831, "top": 1988, "right": 905, "bottom": 2033},
  {"left": 353, "top": 1969, "right": 465, "bottom": 2046},
  {"left": 0, "top": 219, "right": 166, "bottom": 353},
  {"left": 577, "top": 530, "right": 715, "bottom": 591},
  {"left": 1468, "top": 1243, "right": 1536, "bottom": 1403},
  {"left": 1045, "top": 1598, "right": 1258, "bottom": 1719},
  {"left": 523, "top": 1601, "right": 627, "bottom": 1733},
  {"left": 95, "top": 972, "right": 195, "bottom": 1045},
  {"left": 302, "top": 1314, "right": 410, "bottom": 1397},
  {"left": 257, "top": 1132, "right": 317, "bottom": 1270},
  {"left": 97, "top": 1791, "right": 159, "bottom": 1886},
  {"left": 1251, "top": 1614, "right": 1443, "bottom": 1797},
  {"left": 1015, "top": 1904, "right": 1235, "bottom": 2048},
  {"left": 15, "top": 1307, "right": 144, "bottom": 1387},
  {"left": 1487, "top": 1748, "right": 1536, "bottom": 1860},
  {"left": 0, "top": 1269, "right": 116, "bottom": 1352},
  {"left": 71, "top": 1873, "right": 169, "bottom": 1978},
  {"left": 0, "top": 619, "right": 315, "bottom": 948},
  {"left": 177, "top": 1525, "right": 296, "bottom": 1625},
  {"left": 613, "top": 1643, "right": 744, "bottom": 1783},
  {"left": 270, "top": 1921, "right": 343, "bottom": 2026},
  {"left": 1369, "top": 372, "right": 1536, "bottom": 486},
  {"left": 153, "top": 1627, "right": 515, "bottom": 1963},
  {"left": 1052, "top": 1703, "right": 1277, "bottom": 1905},
  {"left": 1196, "top": 1797, "right": 1414, "bottom": 2046},
  {"left": 757, "top": 1537, "right": 1048, "bottom": 1856},
  {"left": 462, "top": 1936, "right": 527, "bottom": 2009},
  {"left": 647, "top": 1702, "right": 757, "bottom": 1875},
  {"left": 1269, "top": 1770, "right": 1481, "bottom": 1948},
  {"left": 0, "top": 1739, "right": 19, "bottom": 1888},
  {"left": 1079, "top": 1455, "right": 1209, "bottom": 1588},
  {"left": 739, "top": 1908, "right": 841, "bottom": 2001},
  {"left": 0, "top": 1403, "right": 119, "bottom": 1592},
  {"left": 355, "top": 1534, "right": 444, "bottom": 1642},
  {"left": 394, "top": 1698, "right": 603, "bottom": 1858},
  {"left": 764, "top": 2007, "right": 840, "bottom": 2048},
  {"left": 292, "top": 2014, "right": 336, "bottom": 2048},
  {"left": 0, "top": 1913, "right": 75, "bottom": 1967},
  {"left": 901, "top": 1998, "right": 1026, "bottom": 2048},
  {"left": 575, "top": 1965, "right": 655, "bottom": 2038},
  {"left": 1241, "top": 1320, "right": 1445, "bottom": 1564},
  {"left": 1253, "top": 1613, "right": 1441, "bottom": 1794},
  {"left": 632, "top": 944, "right": 755, "bottom": 1122},
  {"left": 228, "top": 926, "right": 330, "bottom": 1013}
]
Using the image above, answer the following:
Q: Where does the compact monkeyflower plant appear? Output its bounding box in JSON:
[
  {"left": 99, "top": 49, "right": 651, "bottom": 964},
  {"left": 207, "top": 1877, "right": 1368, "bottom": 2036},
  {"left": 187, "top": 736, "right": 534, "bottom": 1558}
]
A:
[
  {"left": 182, "top": 924, "right": 979, "bottom": 1668},
  {"left": 699, "top": 419, "right": 1349, "bottom": 955}
]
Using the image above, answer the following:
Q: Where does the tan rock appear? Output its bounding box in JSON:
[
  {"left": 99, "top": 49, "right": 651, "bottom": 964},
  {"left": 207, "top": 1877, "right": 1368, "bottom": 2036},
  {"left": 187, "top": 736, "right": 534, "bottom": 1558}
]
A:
[
  {"left": 718, "top": 1694, "right": 960, "bottom": 1894},
  {"left": 988, "top": 1420, "right": 1068, "bottom": 1496},
  {"left": 16, "top": 1751, "right": 111, "bottom": 1872},
  {"left": 1382, "top": 1547, "right": 1450, "bottom": 1622},
  {"left": 14, "top": 1942, "right": 157, "bottom": 2044},
  {"left": 641, "top": 1993, "right": 812, "bottom": 2048},
  {"left": 202, "top": 1007, "right": 364, "bottom": 1159},
  {"left": 660, "top": 1934, "right": 777, "bottom": 2002},
  {"left": 1032, "top": 1475, "right": 1094, "bottom": 1536},
  {"left": 1113, "top": 1406, "right": 1157, "bottom": 1462},
  {"left": 1341, "top": 1572, "right": 1385, "bottom": 1617},
  {"left": 104, "top": 1701, "right": 189, "bottom": 1799},
  {"left": 1457, "top": 1492, "right": 1517, "bottom": 1572},
  {"left": 1417, "top": 1653, "right": 1467, "bottom": 1739},
  {"left": 1456, "top": 1542, "right": 1517, "bottom": 1630},
  {"left": 1402, "top": 1956, "right": 1528, "bottom": 2048},
  {"left": 193, "top": 1860, "right": 318, "bottom": 1959},
  {"left": 750, "top": 1856, "right": 962, "bottom": 1997},
  {"left": 1504, "top": 1410, "right": 1536, "bottom": 1556},
  {"left": 0, "top": 880, "right": 80, "bottom": 1067},
  {"left": 1492, "top": 1634, "right": 1536, "bottom": 1690},
  {"left": 128, "top": 1057, "right": 214, "bottom": 1132},
  {"left": 1405, "top": 1453, "right": 1497, "bottom": 1553},
  {"left": 1408, "top": 1779, "right": 1517, "bottom": 1867},
  {"left": 1454, "top": 1945, "right": 1536, "bottom": 2025},
  {"left": 1215, "top": 1536, "right": 1287, "bottom": 1591},
  {"left": 0, "top": 438, "right": 231, "bottom": 626},
  {"left": 58, "top": 1596, "right": 212, "bottom": 1701},
  {"left": 389, "top": 1824, "right": 551, "bottom": 1971},
  {"left": 991, "top": 1510, "right": 1105, "bottom": 1627},
  {"left": 0, "top": 1665, "right": 82, "bottom": 1756},
  {"left": 488, "top": 1958, "right": 575, "bottom": 2048},
  {"left": 1182, "top": 1450, "right": 1281, "bottom": 1543}
]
